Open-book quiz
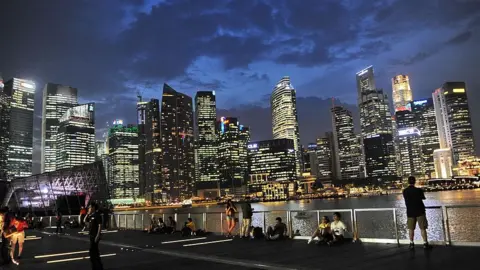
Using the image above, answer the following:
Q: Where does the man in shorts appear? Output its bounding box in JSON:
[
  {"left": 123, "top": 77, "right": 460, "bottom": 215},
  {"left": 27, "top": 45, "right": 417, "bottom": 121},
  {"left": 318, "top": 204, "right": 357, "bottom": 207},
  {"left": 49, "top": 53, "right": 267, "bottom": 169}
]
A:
[
  {"left": 403, "top": 176, "right": 431, "bottom": 249},
  {"left": 10, "top": 216, "right": 28, "bottom": 263}
]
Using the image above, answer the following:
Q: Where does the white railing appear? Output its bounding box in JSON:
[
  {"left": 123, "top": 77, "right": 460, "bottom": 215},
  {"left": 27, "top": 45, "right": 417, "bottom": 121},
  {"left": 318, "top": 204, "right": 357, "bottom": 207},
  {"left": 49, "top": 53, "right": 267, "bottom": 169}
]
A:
[{"left": 30, "top": 205, "right": 480, "bottom": 247}]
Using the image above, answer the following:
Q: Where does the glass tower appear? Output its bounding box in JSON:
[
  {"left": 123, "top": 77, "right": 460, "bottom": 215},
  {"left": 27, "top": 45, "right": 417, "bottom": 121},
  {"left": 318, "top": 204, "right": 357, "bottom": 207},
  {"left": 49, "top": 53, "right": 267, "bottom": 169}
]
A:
[
  {"left": 0, "top": 77, "right": 9, "bottom": 180},
  {"left": 392, "top": 75, "right": 413, "bottom": 112}
]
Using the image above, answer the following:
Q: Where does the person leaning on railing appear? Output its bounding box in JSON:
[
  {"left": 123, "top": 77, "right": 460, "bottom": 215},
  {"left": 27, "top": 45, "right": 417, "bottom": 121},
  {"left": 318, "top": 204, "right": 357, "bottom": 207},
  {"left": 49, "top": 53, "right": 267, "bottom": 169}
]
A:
[
  {"left": 240, "top": 197, "right": 253, "bottom": 238},
  {"left": 403, "top": 176, "right": 431, "bottom": 250}
]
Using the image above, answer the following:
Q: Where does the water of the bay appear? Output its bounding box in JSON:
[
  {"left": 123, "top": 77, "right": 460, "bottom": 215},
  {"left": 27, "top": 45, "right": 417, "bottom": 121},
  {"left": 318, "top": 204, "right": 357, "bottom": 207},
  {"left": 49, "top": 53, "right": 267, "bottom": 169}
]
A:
[{"left": 122, "top": 189, "right": 480, "bottom": 243}]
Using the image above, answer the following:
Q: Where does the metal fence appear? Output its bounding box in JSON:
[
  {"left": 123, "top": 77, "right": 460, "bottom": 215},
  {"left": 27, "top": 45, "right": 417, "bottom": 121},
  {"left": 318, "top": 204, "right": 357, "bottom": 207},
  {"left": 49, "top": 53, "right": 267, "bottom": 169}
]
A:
[{"left": 32, "top": 205, "right": 480, "bottom": 247}]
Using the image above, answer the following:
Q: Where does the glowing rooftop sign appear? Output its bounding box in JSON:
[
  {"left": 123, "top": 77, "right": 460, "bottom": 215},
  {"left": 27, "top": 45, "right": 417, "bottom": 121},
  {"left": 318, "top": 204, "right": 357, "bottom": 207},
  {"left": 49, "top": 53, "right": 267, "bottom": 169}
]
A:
[
  {"left": 20, "top": 82, "right": 35, "bottom": 89},
  {"left": 356, "top": 65, "right": 372, "bottom": 76},
  {"left": 413, "top": 100, "right": 428, "bottom": 106},
  {"left": 113, "top": 119, "right": 123, "bottom": 125},
  {"left": 247, "top": 143, "right": 258, "bottom": 149}
]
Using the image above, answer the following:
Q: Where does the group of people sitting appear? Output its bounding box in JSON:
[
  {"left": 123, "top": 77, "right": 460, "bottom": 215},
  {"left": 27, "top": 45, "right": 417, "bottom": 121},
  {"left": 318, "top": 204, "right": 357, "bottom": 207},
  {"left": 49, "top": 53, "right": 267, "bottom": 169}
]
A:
[
  {"left": 148, "top": 216, "right": 177, "bottom": 234},
  {"left": 307, "top": 212, "right": 347, "bottom": 246}
]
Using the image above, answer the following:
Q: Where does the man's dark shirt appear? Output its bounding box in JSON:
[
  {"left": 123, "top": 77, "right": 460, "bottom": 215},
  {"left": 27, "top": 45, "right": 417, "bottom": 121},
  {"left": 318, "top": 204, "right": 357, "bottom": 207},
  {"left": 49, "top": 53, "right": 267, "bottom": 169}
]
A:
[
  {"left": 403, "top": 186, "right": 426, "bottom": 217},
  {"left": 87, "top": 211, "right": 102, "bottom": 237},
  {"left": 273, "top": 222, "right": 287, "bottom": 236},
  {"left": 241, "top": 202, "right": 253, "bottom": 219}
]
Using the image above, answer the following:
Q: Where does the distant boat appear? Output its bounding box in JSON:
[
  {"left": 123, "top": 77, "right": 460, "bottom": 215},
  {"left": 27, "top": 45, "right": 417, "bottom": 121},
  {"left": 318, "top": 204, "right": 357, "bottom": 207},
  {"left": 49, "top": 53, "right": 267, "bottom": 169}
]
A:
[{"left": 294, "top": 211, "right": 312, "bottom": 220}]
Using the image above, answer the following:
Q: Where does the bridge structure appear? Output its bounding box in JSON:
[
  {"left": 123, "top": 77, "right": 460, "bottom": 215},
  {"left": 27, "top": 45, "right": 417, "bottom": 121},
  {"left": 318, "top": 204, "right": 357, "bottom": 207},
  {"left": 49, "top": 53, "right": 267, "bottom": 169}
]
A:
[{"left": 1, "top": 161, "right": 110, "bottom": 214}]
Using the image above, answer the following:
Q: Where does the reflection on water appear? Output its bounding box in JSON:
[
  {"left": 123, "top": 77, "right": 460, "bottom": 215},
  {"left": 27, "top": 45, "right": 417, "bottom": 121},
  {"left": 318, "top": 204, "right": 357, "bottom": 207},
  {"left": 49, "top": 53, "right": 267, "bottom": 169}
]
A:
[{"left": 125, "top": 190, "right": 480, "bottom": 242}]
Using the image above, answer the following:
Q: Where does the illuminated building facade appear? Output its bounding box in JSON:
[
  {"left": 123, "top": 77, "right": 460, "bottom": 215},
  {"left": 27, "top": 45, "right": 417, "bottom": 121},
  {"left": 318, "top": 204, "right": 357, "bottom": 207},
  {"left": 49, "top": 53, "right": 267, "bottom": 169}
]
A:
[
  {"left": 2, "top": 78, "right": 36, "bottom": 178},
  {"left": 433, "top": 82, "right": 475, "bottom": 164},
  {"left": 356, "top": 66, "right": 375, "bottom": 100},
  {"left": 363, "top": 134, "right": 396, "bottom": 180},
  {"left": 433, "top": 149, "right": 453, "bottom": 178},
  {"left": 392, "top": 75, "right": 413, "bottom": 112},
  {"left": 217, "top": 117, "right": 249, "bottom": 196},
  {"left": 331, "top": 106, "right": 361, "bottom": 180},
  {"left": 137, "top": 98, "right": 162, "bottom": 197},
  {"left": 303, "top": 144, "right": 318, "bottom": 176},
  {"left": 95, "top": 140, "right": 106, "bottom": 161},
  {"left": 0, "top": 79, "right": 9, "bottom": 180},
  {"left": 411, "top": 99, "right": 439, "bottom": 178},
  {"left": 397, "top": 127, "right": 424, "bottom": 179},
  {"left": 271, "top": 76, "right": 302, "bottom": 176},
  {"left": 41, "top": 83, "right": 78, "bottom": 173},
  {"left": 358, "top": 89, "right": 392, "bottom": 137},
  {"left": 247, "top": 139, "right": 296, "bottom": 184},
  {"left": 107, "top": 121, "right": 139, "bottom": 199},
  {"left": 316, "top": 133, "right": 333, "bottom": 180},
  {"left": 194, "top": 91, "right": 219, "bottom": 194},
  {"left": 160, "top": 84, "right": 194, "bottom": 200},
  {"left": 56, "top": 103, "right": 95, "bottom": 170}
]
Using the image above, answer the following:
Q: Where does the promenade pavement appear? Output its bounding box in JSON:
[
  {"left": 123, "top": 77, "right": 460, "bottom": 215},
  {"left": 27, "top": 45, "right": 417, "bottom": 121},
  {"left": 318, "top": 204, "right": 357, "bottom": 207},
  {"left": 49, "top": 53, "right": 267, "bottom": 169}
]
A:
[{"left": 2, "top": 228, "right": 478, "bottom": 269}]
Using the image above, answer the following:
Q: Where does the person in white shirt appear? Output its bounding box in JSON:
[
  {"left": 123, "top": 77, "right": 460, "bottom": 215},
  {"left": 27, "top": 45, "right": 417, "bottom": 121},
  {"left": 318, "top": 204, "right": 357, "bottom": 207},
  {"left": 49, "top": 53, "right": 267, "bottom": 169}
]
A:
[{"left": 328, "top": 212, "right": 347, "bottom": 246}]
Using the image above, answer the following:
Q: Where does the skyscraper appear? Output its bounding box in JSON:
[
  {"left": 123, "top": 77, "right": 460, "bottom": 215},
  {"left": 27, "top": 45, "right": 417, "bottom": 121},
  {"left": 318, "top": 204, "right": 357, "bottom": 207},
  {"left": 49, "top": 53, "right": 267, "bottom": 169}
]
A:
[
  {"left": 363, "top": 134, "right": 396, "bottom": 180},
  {"left": 56, "top": 103, "right": 95, "bottom": 170},
  {"left": 433, "top": 82, "right": 475, "bottom": 164},
  {"left": 271, "top": 76, "right": 301, "bottom": 176},
  {"left": 108, "top": 121, "right": 139, "bottom": 199},
  {"left": 217, "top": 117, "right": 249, "bottom": 196},
  {"left": 0, "top": 77, "right": 9, "bottom": 180},
  {"left": 304, "top": 144, "right": 319, "bottom": 177},
  {"left": 331, "top": 106, "right": 361, "bottom": 180},
  {"left": 359, "top": 90, "right": 392, "bottom": 137},
  {"left": 392, "top": 75, "right": 413, "bottom": 112},
  {"left": 2, "top": 78, "right": 36, "bottom": 178},
  {"left": 397, "top": 127, "right": 424, "bottom": 179},
  {"left": 41, "top": 83, "right": 78, "bottom": 173},
  {"left": 160, "top": 84, "right": 194, "bottom": 200},
  {"left": 316, "top": 133, "right": 333, "bottom": 180},
  {"left": 137, "top": 97, "right": 162, "bottom": 197},
  {"left": 194, "top": 91, "right": 219, "bottom": 195},
  {"left": 356, "top": 66, "right": 375, "bottom": 100}
]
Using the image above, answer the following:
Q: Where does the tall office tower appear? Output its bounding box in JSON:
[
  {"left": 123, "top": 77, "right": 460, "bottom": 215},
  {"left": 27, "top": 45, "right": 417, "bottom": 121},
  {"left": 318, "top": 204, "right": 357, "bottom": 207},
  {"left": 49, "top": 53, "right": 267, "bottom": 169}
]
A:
[
  {"left": 194, "top": 91, "right": 219, "bottom": 196},
  {"left": 2, "top": 78, "right": 35, "bottom": 178},
  {"left": 0, "top": 78, "right": 9, "bottom": 180},
  {"left": 41, "top": 83, "right": 78, "bottom": 173},
  {"left": 411, "top": 99, "right": 439, "bottom": 178},
  {"left": 161, "top": 84, "right": 194, "bottom": 200},
  {"left": 363, "top": 134, "right": 396, "bottom": 180},
  {"left": 331, "top": 106, "right": 361, "bottom": 180},
  {"left": 304, "top": 144, "right": 318, "bottom": 176},
  {"left": 433, "top": 82, "right": 475, "bottom": 164},
  {"left": 95, "top": 140, "right": 106, "bottom": 161},
  {"left": 316, "top": 133, "right": 333, "bottom": 180},
  {"left": 359, "top": 90, "right": 392, "bottom": 137},
  {"left": 247, "top": 139, "right": 296, "bottom": 184},
  {"left": 271, "top": 76, "right": 302, "bottom": 176},
  {"left": 217, "top": 117, "right": 249, "bottom": 196},
  {"left": 56, "top": 103, "right": 95, "bottom": 170},
  {"left": 356, "top": 66, "right": 375, "bottom": 99},
  {"left": 107, "top": 121, "right": 140, "bottom": 199},
  {"left": 392, "top": 75, "right": 413, "bottom": 112},
  {"left": 397, "top": 127, "right": 424, "bottom": 179},
  {"left": 137, "top": 97, "right": 162, "bottom": 197}
]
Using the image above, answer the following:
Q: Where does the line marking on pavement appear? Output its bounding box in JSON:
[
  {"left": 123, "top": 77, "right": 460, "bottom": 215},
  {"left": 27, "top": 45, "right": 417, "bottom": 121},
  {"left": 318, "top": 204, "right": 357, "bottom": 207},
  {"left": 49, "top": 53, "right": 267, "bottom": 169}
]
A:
[
  {"left": 161, "top": 237, "right": 207, "bottom": 244},
  {"left": 25, "top": 237, "right": 42, "bottom": 241},
  {"left": 35, "top": 250, "right": 89, "bottom": 259},
  {"left": 79, "top": 230, "right": 119, "bottom": 234},
  {"left": 183, "top": 239, "right": 233, "bottom": 247},
  {"left": 46, "top": 253, "right": 116, "bottom": 264}
]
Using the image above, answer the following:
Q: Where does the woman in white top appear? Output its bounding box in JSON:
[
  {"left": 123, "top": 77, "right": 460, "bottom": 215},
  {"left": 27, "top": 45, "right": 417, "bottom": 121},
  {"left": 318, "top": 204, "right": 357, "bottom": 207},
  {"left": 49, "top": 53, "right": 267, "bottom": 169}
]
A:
[{"left": 328, "top": 212, "right": 347, "bottom": 246}]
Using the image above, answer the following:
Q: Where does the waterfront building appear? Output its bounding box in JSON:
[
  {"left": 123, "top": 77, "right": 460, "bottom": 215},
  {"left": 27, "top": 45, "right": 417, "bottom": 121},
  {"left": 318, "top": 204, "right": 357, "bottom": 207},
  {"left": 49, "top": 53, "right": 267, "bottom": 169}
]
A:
[
  {"left": 433, "top": 82, "right": 475, "bottom": 164},
  {"left": 107, "top": 121, "right": 139, "bottom": 199},
  {"left": 271, "top": 76, "right": 302, "bottom": 176},
  {"left": 392, "top": 75, "right": 413, "bottom": 112},
  {"left": 397, "top": 127, "right": 424, "bottom": 179},
  {"left": 194, "top": 91, "right": 219, "bottom": 196},
  {"left": 0, "top": 78, "right": 9, "bottom": 180},
  {"left": 56, "top": 103, "right": 95, "bottom": 170},
  {"left": 331, "top": 106, "right": 362, "bottom": 180},
  {"left": 41, "top": 83, "right": 78, "bottom": 173},
  {"left": 160, "top": 84, "right": 194, "bottom": 200},
  {"left": 137, "top": 97, "right": 162, "bottom": 198},
  {"left": 2, "top": 78, "right": 36, "bottom": 178},
  {"left": 433, "top": 149, "right": 453, "bottom": 178},
  {"left": 316, "top": 133, "right": 333, "bottom": 180},
  {"left": 217, "top": 117, "right": 249, "bottom": 196},
  {"left": 363, "top": 134, "right": 396, "bottom": 180},
  {"left": 305, "top": 144, "right": 318, "bottom": 177}
]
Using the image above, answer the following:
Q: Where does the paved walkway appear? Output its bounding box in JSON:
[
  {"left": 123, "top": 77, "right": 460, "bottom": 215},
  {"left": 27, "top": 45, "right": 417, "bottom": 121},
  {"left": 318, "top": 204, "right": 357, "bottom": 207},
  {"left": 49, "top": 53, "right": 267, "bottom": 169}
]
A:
[{"left": 2, "top": 228, "right": 479, "bottom": 269}]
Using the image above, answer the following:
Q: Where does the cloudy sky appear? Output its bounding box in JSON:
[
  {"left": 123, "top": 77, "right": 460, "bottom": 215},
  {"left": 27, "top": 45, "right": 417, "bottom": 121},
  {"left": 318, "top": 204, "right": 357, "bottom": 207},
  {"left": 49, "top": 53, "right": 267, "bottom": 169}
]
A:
[{"left": 0, "top": 0, "right": 479, "bottom": 173}]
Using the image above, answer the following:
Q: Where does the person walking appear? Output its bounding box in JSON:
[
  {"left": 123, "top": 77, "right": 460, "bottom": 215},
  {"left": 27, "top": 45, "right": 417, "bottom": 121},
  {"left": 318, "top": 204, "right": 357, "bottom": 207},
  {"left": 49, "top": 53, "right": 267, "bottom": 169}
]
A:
[
  {"left": 86, "top": 202, "right": 103, "bottom": 270},
  {"left": 240, "top": 197, "right": 253, "bottom": 238},
  {"left": 403, "top": 176, "right": 431, "bottom": 250}
]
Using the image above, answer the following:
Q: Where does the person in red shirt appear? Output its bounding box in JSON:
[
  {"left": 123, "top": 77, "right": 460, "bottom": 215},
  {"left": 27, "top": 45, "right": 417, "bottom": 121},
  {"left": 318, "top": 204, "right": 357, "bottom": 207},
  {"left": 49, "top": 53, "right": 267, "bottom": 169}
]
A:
[{"left": 9, "top": 217, "right": 28, "bottom": 260}]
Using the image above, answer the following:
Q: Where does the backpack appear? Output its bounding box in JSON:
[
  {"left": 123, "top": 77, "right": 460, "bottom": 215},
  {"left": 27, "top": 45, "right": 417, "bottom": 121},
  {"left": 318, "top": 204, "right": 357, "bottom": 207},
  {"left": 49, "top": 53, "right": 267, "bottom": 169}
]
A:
[{"left": 252, "top": 227, "right": 263, "bottom": 239}]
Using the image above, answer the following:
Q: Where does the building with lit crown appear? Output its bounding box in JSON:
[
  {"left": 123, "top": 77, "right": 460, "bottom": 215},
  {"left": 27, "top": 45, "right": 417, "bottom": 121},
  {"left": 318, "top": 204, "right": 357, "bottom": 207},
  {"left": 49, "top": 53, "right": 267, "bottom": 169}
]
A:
[
  {"left": 2, "top": 78, "right": 36, "bottom": 178},
  {"left": 41, "top": 83, "right": 78, "bottom": 173},
  {"left": 392, "top": 75, "right": 413, "bottom": 112},
  {"left": 107, "top": 121, "right": 139, "bottom": 199},
  {"left": 271, "top": 76, "right": 302, "bottom": 176},
  {"left": 56, "top": 103, "right": 95, "bottom": 170},
  {"left": 195, "top": 91, "right": 219, "bottom": 196},
  {"left": 160, "top": 84, "right": 194, "bottom": 200}
]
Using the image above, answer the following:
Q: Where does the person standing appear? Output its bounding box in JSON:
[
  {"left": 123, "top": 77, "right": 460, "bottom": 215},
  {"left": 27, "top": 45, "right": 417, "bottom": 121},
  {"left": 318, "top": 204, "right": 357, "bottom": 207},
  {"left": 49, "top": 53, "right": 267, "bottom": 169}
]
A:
[
  {"left": 403, "top": 176, "right": 431, "bottom": 249},
  {"left": 55, "top": 211, "right": 62, "bottom": 234},
  {"left": 240, "top": 197, "right": 253, "bottom": 238},
  {"left": 80, "top": 207, "right": 87, "bottom": 229},
  {"left": 86, "top": 202, "right": 103, "bottom": 270},
  {"left": 0, "top": 208, "right": 11, "bottom": 266},
  {"left": 9, "top": 217, "right": 28, "bottom": 261},
  {"left": 225, "top": 199, "right": 237, "bottom": 238}
]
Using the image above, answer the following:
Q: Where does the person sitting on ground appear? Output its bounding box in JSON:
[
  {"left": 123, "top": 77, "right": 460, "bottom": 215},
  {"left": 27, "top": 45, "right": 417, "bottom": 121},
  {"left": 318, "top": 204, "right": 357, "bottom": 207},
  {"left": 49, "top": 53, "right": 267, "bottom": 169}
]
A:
[
  {"left": 148, "top": 217, "right": 159, "bottom": 233},
  {"left": 308, "top": 216, "right": 332, "bottom": 244},
  {"left": 181, "top": 218, "right": 196, "bottom": 236},
  {"left": 328, "top": 212, "right": 347, "bottom": 246},
  {"left": 166, "top": 216, "right": 177, "bottom": 234},
  {"left": 265, "top": 217, "right": 287, "bottom": 241},
  {"left": 157, "top": 218, "right": 167, "bottom": 233}
]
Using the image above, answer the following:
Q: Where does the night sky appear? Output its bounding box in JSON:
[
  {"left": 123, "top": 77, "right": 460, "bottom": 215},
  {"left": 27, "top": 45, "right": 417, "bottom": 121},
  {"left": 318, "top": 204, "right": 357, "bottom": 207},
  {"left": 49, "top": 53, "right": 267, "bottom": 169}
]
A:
[{"left": 0, "top": 0, "right": 479, "bottom": 174}]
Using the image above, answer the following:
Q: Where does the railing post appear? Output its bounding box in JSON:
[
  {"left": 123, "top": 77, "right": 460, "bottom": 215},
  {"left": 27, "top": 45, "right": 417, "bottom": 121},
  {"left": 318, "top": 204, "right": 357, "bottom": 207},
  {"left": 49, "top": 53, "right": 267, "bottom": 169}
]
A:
[
  {"left": 133, "top": 214, "right": 136, "bottom": 230},
  {"left": 353, "top": 209, "right": 359, "bottom": 241},
  {"left": 49, "top": 216, "right": 52, "bottom": 227},
  {"left": 117, "top": 214, "right": 120, "bottom": 229},
  {"left": 188, "top": 213, "right": 191, "bottom": 218},
  {"left": 393, "top": 208, "right": 399, "bottom": 246},
  {"left": 142, "top": 214, "right": 145, "bottom": 230},
  {"left": 263, "top": 212, "right": 266, "bottom": 233},
  {"left": 442, "top": 206, "right": 451, "bottom": 246},
  {"left": 174, "top": 213, "right": 178, "bottom": 223},
  {"left": 220, "top": 212, "right": 224, "bottom": 235},
  {"left": 203, "top": 212, "right": 207, "bottom": 231},
  {"left": 288, "top": 211, "right": 293, "bottom": 238},
  {"left": 316, "top": 210, "right": 320, "bottom": 225},
  {"left": 124, "top": 214, "right": 127, "bottom": 229}
]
